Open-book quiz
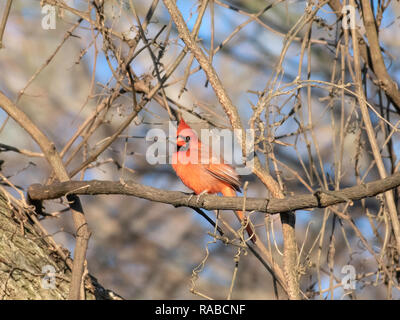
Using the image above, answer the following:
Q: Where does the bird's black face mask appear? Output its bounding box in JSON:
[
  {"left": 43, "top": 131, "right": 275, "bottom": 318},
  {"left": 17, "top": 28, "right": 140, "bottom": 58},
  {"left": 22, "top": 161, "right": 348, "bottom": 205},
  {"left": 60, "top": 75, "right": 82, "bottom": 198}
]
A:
[{"left": 177, "top": 135, "right": 190, "bottom": 152}]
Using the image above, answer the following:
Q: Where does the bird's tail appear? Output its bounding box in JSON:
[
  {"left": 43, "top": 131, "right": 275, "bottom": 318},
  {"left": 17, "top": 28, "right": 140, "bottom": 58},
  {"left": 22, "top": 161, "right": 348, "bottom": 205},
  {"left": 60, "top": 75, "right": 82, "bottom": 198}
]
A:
[{"left": 221, "top": 187, "right": 256, "bottom": 243}]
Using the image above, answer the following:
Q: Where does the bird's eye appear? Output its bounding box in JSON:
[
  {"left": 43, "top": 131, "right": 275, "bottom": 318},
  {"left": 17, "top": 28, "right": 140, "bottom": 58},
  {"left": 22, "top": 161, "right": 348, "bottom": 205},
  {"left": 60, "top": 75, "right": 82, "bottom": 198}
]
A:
[{"left": 185, "top": 136, "right": 190, "bottom": 142}]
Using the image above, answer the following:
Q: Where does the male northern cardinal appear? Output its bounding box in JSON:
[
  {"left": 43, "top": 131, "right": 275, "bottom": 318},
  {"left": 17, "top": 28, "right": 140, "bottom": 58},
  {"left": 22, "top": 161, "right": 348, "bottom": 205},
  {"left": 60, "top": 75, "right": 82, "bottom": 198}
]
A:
[{"left": 172, "top": 118, "right": 256, "bottom": 243}]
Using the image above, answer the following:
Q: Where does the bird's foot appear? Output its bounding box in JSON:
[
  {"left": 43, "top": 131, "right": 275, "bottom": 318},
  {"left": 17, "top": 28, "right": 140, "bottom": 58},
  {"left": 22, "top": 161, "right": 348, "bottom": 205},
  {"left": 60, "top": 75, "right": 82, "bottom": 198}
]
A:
[
  {"left": 187, "top": 190, "right": 208, "bottom": 206},
  {"left": 195, "top": 190, "right": 208, "bottom": 206},
  {"left": 187, "top": 193, "right": 195, "bottom": 206}
]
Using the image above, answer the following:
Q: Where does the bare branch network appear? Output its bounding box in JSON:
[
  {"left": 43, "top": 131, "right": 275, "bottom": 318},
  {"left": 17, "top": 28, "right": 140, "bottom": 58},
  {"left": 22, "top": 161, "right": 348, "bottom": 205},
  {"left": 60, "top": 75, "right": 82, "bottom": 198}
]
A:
[{"left": 0, "top": 0, "right": 400, "bottom": 300}]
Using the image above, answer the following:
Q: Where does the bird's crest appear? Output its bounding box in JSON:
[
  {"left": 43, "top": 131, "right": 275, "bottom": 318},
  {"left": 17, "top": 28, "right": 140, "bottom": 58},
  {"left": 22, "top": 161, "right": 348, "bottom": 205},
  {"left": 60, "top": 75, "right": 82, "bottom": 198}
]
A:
[
  {"left": 177, "top": 118, "right": 199, "bottom": 141},
  {"left": 177, "top": 118, "right": 192, "bottom": 134}
]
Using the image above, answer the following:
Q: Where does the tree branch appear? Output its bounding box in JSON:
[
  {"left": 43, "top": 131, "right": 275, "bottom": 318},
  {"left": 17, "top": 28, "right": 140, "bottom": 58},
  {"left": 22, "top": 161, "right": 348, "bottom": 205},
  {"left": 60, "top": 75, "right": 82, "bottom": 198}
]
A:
[
  {"left": 360, "top": 0, "right": 400, "bottom": 109},
  {"left": 28, "top": 172, "right": 400, "bottom": 214},
  {"left": 327, "top": 0, "right": 400, "bottom": 111},
  {"left": 350, "top": 0, "right": 400, "bottom": 254},
  {"left": 0, "top": 0, "right": 12, "bottom": 49},
  {"left": 0, "top": 90, "right": 91, "bottom": 300}
]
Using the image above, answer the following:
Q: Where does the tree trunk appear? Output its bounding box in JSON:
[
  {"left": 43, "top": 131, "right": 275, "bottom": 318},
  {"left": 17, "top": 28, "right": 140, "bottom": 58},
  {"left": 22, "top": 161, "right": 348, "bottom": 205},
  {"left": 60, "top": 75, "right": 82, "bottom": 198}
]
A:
[{"left": 0, "top": 191, "right": 121, "bottom": 300}]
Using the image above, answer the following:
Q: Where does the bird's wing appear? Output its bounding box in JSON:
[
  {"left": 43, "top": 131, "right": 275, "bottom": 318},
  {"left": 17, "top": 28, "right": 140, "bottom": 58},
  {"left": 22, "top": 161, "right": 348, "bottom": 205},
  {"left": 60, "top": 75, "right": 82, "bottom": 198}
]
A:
[{"left": 206, "top": 163, "right": 241, "bottom": 192}]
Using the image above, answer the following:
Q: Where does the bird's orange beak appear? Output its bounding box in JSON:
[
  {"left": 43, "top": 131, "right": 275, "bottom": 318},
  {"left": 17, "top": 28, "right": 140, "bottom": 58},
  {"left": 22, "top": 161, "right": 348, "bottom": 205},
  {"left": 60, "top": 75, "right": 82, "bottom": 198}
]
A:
[{"left": 176, "top": 136, "right": 186, "bottom": 147}]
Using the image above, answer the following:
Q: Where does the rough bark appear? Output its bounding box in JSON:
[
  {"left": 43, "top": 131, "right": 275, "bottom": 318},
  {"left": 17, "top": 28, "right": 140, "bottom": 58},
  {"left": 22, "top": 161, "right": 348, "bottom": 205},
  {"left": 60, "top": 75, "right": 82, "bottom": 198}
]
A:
[{"left": 0, "top": 192, "right": 121, "bottom": 300}]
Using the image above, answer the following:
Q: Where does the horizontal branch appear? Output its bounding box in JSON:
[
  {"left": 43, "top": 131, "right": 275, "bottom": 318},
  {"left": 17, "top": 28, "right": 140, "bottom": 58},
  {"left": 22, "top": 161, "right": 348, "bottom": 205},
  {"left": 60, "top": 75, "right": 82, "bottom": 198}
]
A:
[{"left": 28, "top": 172, "right": 400, "bottom": 213}]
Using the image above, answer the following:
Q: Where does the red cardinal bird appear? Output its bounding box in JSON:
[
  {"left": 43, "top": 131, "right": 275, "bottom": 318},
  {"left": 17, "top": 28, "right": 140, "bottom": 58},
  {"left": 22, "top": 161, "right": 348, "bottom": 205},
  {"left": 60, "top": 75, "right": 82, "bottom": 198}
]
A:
[{"left": 172, "top": 118, "right": 256, "bottom": 243}]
